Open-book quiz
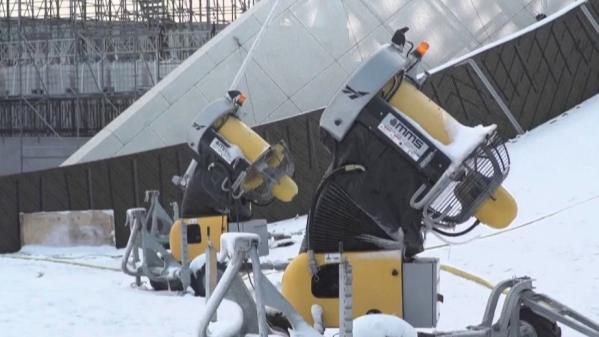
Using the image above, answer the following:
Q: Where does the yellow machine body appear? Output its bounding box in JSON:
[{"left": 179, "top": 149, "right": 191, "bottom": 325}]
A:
[
  {"left": 281, "top": 251, "right": 403, "bottom": 327},
  {"left": 169, "top": 215, "right": 228, "bottom": 261},
  {"left": 389, "top": 81, "right": 517, "bottom": 229},
  {"left": 217, "top": 115, "right": 298, "bottom": 203}
]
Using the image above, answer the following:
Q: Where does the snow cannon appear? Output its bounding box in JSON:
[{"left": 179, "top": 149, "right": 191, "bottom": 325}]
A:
[
  {"left": 317, "top": 34, "right": 517, "bottom": 250},
  {"left": 280, "top": 31, "right": 520, "bottom": 331},
  {"left": 168, "top": 91, "right": 297, "bottom": 265},
  {"left": 119, "top": 91, "right": 298, "bottom": 296},
  {"left": 186, "top": 90, "right": 298, "bottom": 205}
]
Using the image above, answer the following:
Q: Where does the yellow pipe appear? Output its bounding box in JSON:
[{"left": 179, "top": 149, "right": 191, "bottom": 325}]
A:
[
  {"left": 440, "top": 264, "right": 495, "bottom": 290},
  {"left": 217, "top": 115, "right": 298, "bottom": 202}
]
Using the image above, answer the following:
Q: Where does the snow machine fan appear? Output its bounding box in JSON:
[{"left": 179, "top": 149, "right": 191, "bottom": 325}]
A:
[{"left": 421, "top": 131, "right": 511, "bottom": 230}]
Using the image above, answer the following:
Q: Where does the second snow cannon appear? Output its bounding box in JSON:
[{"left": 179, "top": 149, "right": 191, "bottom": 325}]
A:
[
  {"left": 121, "top": 91, "right": 298, "bottom": 295},
  {"left": 186, "top": 90, "right": 298, "bottom": 205}
]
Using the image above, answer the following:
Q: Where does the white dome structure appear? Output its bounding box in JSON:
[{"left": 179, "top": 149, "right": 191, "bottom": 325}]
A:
[{"left": 63, "top": 0, "right": 574, "bottom": 165}]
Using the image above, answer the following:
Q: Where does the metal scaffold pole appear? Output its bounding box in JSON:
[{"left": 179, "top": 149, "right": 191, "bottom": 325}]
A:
[{"left": 0, "top": 0, "right": 253, "bottom": 138}]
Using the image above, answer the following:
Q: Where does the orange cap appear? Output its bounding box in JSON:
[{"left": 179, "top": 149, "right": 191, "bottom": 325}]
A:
[
  {"left": 238, "top": 94, "right": 247, "bottom": 105},
  {"left": 415, "top": 41, "right": 429, "bottom": 57}
]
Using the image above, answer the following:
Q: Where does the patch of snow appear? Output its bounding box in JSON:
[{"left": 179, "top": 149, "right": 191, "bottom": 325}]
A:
[
  {"left": 19, "top": 244, "right": 121, "bottom": 258},
  {"left": 353, "top": 314, "right": 417, "bottom": 337},
  {"left": 0, "top": 257, "right": 201, "bottom": 337},
  {"left": 397, "top": 103, "right": 495, "bottom": 165},
  {"left": 424, "top": 94, "right": 599, "bottom": 335},
  {"left": 218, "top": 232, "right": 261, "bottom": 262},
  {"left": 441, "top": 118, "right": 495, "bottom": 164},
  {"left": 206, "top": 299, "right": 244, "bottom": 337}
]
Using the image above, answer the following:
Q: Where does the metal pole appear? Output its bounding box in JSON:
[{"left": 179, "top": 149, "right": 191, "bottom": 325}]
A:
[
  {"left": 339, "top": 249, "right": 353, "bottom": 337},
  {"left": 155, "top": 35, "right": 160, "bottom": 83},
  {"left": 206, "top": 0, "right": 210, "bottom": 25},
  {"left": 176, "top": 207, "right": 191, "bottom": 291},
  {"left": 249, "top": 246, "right": 269, "bottom": 337},
  {"left": 229, "top": 0, "right": 280, "bottom": 92},
  {"left": 205, "top": 230, "right": 217, "bottom": 322},
  {"left": 461, "top": 59, "right": 525, "bottom": 135},
  {"left": 581, "top": 4, "right": 599, "bottom": 35},
  {"left": 197, "top": 250, "right": 244, "bottom": 337},
  {"left": 18, "top": 0, "right": 24, "bottom": 171}
]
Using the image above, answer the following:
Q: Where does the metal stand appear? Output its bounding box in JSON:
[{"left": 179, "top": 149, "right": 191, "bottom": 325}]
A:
[
  {"left": 197, "top": 233, "right": 322, "bottom": 337},
  {"left": 196, "top": 232, "right": 599, "bottom": 337},
  {"left": 429, "top": 277, "right": 599, "bottom": 337},
  {"left": 121, "top": 190, "right": 191, "bottom": 293},
  {"left": 339, "top": 254, "right": 353, "bottom": 337}
]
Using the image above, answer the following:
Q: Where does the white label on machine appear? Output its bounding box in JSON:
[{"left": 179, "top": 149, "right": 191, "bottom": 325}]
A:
[
  {"left": 210, "top": 138, "right": 235, "bottom": 164},
  {"left": 324, "top": 253, "right": 341, "bottom": 264},
  {"left": 378, "top": 113, "right": 429, "bottom": 161}
]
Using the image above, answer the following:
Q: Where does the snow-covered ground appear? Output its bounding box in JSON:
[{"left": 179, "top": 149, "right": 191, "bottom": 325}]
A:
[
  {"left": 2, "top": 94, "right": 599, "bottom": 336},
  {"left": 423, "top": 94, "right": 599, "bottom": 335}
]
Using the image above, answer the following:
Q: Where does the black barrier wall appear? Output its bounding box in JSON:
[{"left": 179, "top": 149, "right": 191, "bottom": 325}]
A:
[{"left": 1, "top": 3, "right": 598, "bottom": 253}]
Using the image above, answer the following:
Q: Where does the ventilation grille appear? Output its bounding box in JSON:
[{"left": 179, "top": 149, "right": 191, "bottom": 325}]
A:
[
  {"left": 308, "top": 183, "right": 393, "bottom": 253},
  {"left": 425, "top": 132, "right": 510, "bottom": 227}
]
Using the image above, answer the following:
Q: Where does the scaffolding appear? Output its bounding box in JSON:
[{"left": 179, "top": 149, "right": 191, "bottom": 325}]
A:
[{"left": 0, "top": 0, "right": 255, "bottom": 136}]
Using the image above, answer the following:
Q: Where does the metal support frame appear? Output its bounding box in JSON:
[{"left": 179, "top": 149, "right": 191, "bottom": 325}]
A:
[
  {"left": 121, "top": 190, "right": 192, "bottom": 292},
  {"left": 522, "top": 292, "right": 599, "bottom": 336},
  {"left": 459, "top": 58, "right": 525, "bottom": 135},
  {"left": 197, "top": 233, "right": 323, "bottom": 337},
  {"left": 199, "top": 233, "right": 599, "bottom": 337},
  {"left": 249, "top": 246, "right": 270, "bottom": 337},
  {"left": 0, "top": 0, "right": 255, "bottom": 138},
  {"left": 174, "top": 202, "right": 191, "bottom": 291},
  {"left": 205, "top": 238, "right": 217, "bottom": 322},
  {"left": 339, "top": 254, "right": 353, "bottom": 337}
]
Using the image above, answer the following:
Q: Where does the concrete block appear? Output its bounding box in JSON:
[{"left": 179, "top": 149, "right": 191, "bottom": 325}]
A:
[{"left": 20, "top": 210, "right": 115, "bottom": 246}]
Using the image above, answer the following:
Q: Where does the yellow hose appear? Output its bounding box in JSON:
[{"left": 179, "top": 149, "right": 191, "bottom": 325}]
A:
[
  {"left": 1, "top": 254, "right": 120, "bottom": 272},
  {"left": 440, "top": 264, "right": 495, "bottom": 290}
]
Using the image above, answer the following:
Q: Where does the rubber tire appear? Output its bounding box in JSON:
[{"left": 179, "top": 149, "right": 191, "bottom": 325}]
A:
[
  {"left": 190, "top": 263, "right": 225, "bottom": 297},
  {"left": 520, "top": 307, "right": 562, "bottom": 337},
  {"left": 266, "top": 311, "right": 292, "bottom": 336},
  {"left": 149, "top": 278, "right": 183, "bottom": 291}
]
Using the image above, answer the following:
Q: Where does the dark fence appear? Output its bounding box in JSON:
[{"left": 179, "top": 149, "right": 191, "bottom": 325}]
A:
[
  {"left": 422, "top": 1, "right": 599, "bottom": 139},
  {"left": 1, "top": 2, "right": 598, "bottom": 253}
]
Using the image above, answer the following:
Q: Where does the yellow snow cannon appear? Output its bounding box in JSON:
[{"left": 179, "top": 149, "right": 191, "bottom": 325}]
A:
[
  {"left": 167, "top": 91, "right": 299, "bottom": 262},
  {"left": 186, "top": 90, "right": 298, "bottom": 205},
  {"left": 216, "top": 112, "right": 298, "bottom": 203},
  {"left": 319, "top": 36, "right": 516, "bottom": 235},
  {"left": 281, "top": 32, "right": 518, "bottom": 328}
]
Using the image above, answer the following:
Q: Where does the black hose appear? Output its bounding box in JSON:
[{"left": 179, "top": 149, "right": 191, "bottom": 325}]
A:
[{"left": 433, "top": 220, "right": 481, "bottom": 237}]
